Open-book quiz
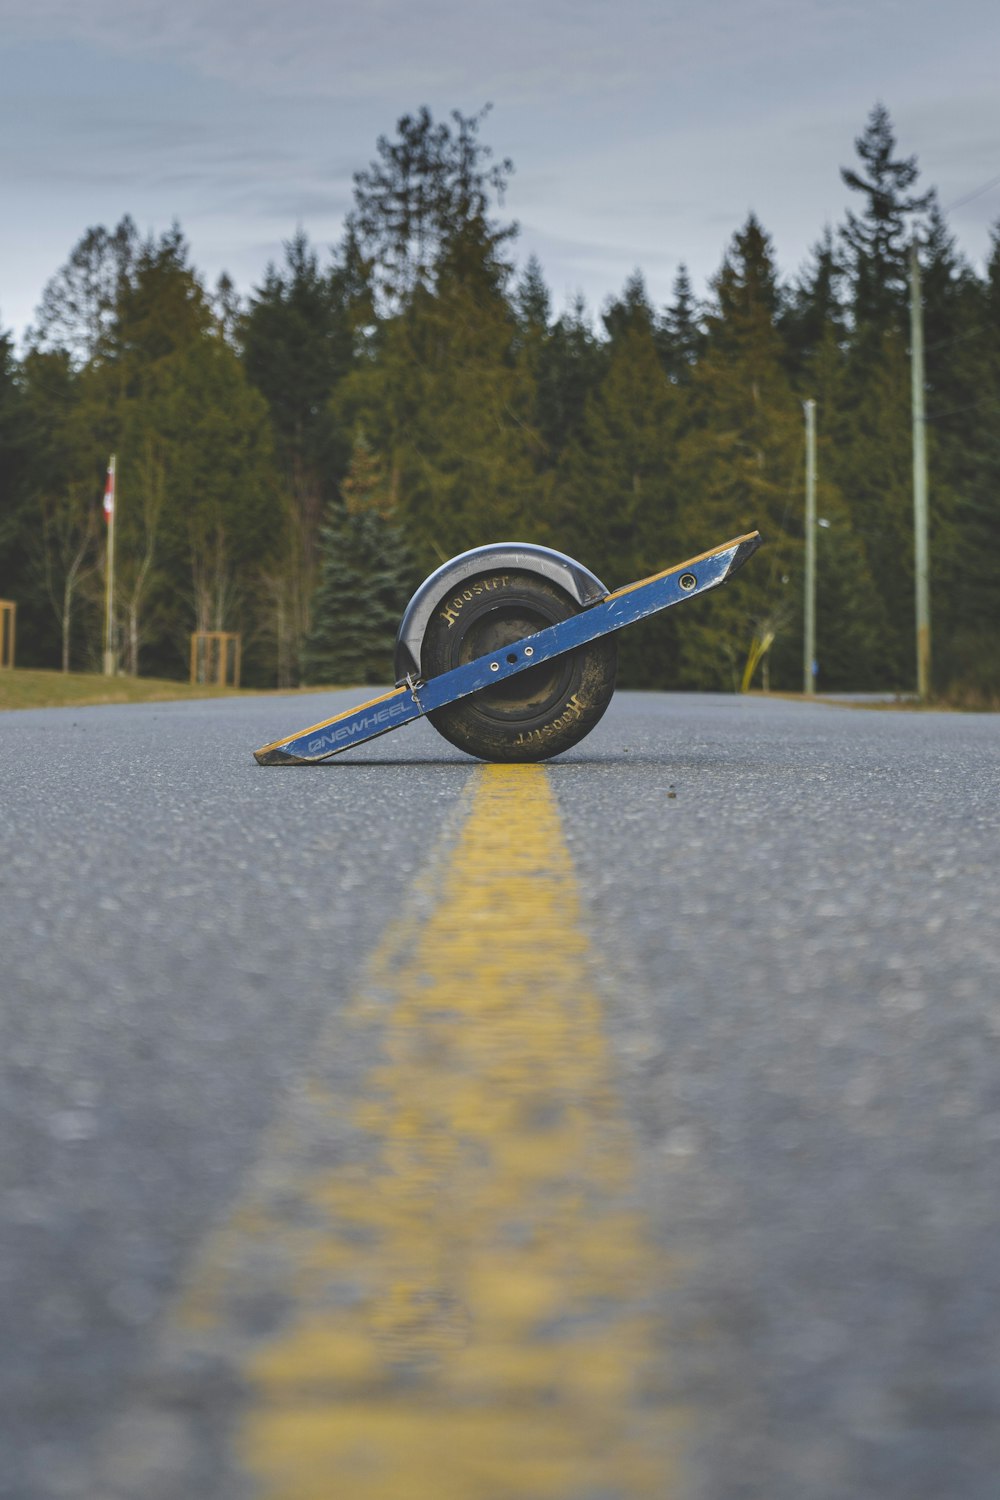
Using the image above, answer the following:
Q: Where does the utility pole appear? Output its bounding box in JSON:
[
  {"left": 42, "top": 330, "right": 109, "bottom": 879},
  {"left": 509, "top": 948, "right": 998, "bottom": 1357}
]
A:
[
  {"left": 803, "top": 399, "right": 817, "bottom": 695},
  {"left": 102, "top": 455, "right": 117, "bottom": 676},
  {"left": 909, "top": 241, "right": 931, "bottom": 700}
]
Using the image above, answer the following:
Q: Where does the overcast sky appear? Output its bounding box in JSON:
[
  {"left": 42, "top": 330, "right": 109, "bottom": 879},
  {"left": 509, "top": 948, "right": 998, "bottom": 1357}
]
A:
[{"left": 2, "top": 0, "right": 999, "bottom": 347}]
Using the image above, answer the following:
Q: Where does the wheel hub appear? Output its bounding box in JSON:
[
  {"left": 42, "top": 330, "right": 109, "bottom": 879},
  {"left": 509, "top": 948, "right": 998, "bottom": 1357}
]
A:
[{"left": 455, "top": 599, "right": 575, "bottom": 721}]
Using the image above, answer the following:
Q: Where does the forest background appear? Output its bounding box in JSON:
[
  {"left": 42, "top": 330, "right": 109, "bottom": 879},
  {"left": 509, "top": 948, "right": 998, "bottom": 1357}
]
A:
[{"left": 1, "top": 102, "right": 998, "bottom": 700}]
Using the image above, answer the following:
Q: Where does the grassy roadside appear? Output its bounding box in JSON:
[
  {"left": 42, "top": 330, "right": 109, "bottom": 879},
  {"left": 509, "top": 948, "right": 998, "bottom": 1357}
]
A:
[
  {"left": 0, "top": 668, "right": 253, "bottom": 712},
  {"left": 0, "top": 668, "right": 360, "bottom": 712}
]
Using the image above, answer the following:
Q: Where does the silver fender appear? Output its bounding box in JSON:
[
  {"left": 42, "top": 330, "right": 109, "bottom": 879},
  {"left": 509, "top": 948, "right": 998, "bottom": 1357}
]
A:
[{"left": 394, "top": 542, "right": 609, "bottom": 683}]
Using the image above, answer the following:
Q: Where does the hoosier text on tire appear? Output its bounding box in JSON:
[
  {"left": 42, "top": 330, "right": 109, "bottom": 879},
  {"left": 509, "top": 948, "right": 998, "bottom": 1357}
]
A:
[{"left": 418, "top": 569, "right": 618, "bottom": 762}]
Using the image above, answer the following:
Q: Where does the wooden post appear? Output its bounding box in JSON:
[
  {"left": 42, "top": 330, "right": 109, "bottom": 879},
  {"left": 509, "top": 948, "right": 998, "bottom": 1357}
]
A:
[
  {"left": 0, "top": 601, "right": 15, "bottom": 669},
  {"left": 190, "top": 631, "right": 241, "bottom": 687}
]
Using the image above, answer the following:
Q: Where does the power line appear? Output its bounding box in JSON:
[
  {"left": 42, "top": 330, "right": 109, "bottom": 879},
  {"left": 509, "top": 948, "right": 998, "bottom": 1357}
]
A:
[
  {"left": 923, "top": 322, "right": 996, "bottom": 355},
  {"left": 926, "top": 393, "right": 1000, "bottom": 422},
  {"left": 941, "top": 173, "right": 1000, "bottom": 215}
]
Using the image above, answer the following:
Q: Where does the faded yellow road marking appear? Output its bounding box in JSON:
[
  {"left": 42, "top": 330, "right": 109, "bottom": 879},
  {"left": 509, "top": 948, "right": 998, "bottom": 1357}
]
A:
[{"left": 99, "top": 765, "right": 686, "bottom": 1498}]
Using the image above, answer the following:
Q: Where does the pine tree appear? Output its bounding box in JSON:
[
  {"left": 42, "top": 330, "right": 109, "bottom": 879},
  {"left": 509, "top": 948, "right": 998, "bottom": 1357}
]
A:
[
  {"left": 907, "top": 196, "right": 989, "bottom": 692},
  {"left": 513, "top": 256, "right": 550, "bottom": 336},
  {"left": 929, "top": 220, "right": 1000, "bottom": 697},
  {"left": 89, "top": 228, "right": 277, "bottom": 679},
  {"left": 675, "top": 216, "right": 803, "bottom": 688},
  {"left": 113, "top": 223, "right": 210, "bottom": 365},
  {"left": 657, "top": 265, "right": 703, "bottom": 384},
  {"left": 349, "top": 105, "right": 515, "bottom": 317},
  {"left": 771, "top": 227, "right": 892, "bottom": 688},
  {"left": 300, "top": 435, "right": 415, "bottom": 685},
  {"left": 12, "top": 106, "right": 999, "bottom": 700},
  {"left": 561, "top": 277, "right": 677, "bottom": 568},
  {"left": 15, "top": 348, "right": 100, "bottom": 671},
  {"left": 840, "top": 103, "right": 931, "bottom": 340},
  {"left": 28, "top": 216, "right": 139, "bottom": 367},
  {"left": 780, "top": 228, "right": 846, "bottom": 377},
  {"left": 241, "top": 230, "right": 367, "bottom": 682},
  {"left": 531, "top": 294, "right": 605, "bottom": 459},
  {"left": 556, "top": 276, "right": 682, "bottom": 685},
  {"left": 242, "top": 229, "right": 357, "bottom": 506},
  {"left": 340, "top": 111, "right": 551, "bottom": 567},
  {"left": 831, "top": 108, "right": 935, "bottom": 686},
  {"left": 212, "top": 272, "right": 243, "bottom": 349},
  {"left": 830, "top": 327, "right": 914, "bottom": 686},
  {"left": 0, "top": 325, "right": 29, "bottom": 600}
]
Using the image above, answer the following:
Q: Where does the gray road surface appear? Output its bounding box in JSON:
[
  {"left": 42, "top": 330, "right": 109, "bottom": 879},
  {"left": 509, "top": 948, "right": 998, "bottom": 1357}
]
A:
[{"left": 1, "top": 690, "right": 998, "bottom": 1499}]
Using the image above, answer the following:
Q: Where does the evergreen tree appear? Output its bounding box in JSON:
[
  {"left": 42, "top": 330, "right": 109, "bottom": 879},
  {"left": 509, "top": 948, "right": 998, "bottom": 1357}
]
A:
[
  {"left": 510, "top": 256, "right": 577, "bottom": 497},
  {"left": 6, "top": 104, "right": 1000, "bottom": 700},
  {"left": 300, "top": 435, "right": 415, "bottom": 684},
  {"left": 601, "top": 271, "right": 655, "bottom": 343},
  {"left": 242, "top": 229, "right": 357, "bottom": 503},
  {"left": 28, "top": 216, "right": 139, "bottom": 367},
  {"left": 114, "top": 223, "right": 212, "bottom": 367},
  {"left": 513, "top": 255, "right": 551, "bottom": 336},
  {"left": 20, "top": 223, "right": 280, "bottom": 679},
  {"left": 105, "top": 228, "right": 277, "bottom": 678},
  {"left": 16, "top": 348, "right": 103, "bottom": 671},
  {"left": 561, "top": 279, "right": 676, "bottom": 567},
  {"left": 774, "top": 227, "right": 889, "bottom": 688},
  {"left": 556, "top": 278, "right": 682, "bottom": 686},
  {"left": 657, "top": 265, "right": 703, "bottom": 384},
  {"left": 928, "top": 219, "right": 1000, "bottom": 696},
  {"left": 0, "top": 325, "right": 30, "bottom": 604},
  {"left": 350, "top": 268, "right": 543, "bottom": 565},
  {"left": 829, "top": 327, "right": 914, "bottom": 686},
  {"left": 241, "top": 229, "right": 367, "bottom": 681},
  {"left": 531, "top": 294, "right": 605, "bottom": 459},
  {"left": 780, "top": 228, "right": 846, "bottom": 377},
  {"left": 675, "top": 216, "right": 803, "bottom": 688},
  {"left": 831, "top": 107, "right": 935, "bottom": 686},
  {"left": 840, "top": 103, "right": 931, "bottom": 338},
  {"left": 909, "top": 196, "right": 987, "bottom": 692},
  {"left": 338, "top": 118, "right": 545, "bottom": 570},
  {"left": 349, "top": 105, "right": 515, "bottom": 316},
  {"left": 212, "top": 272, "right": 243, "bottom": 348},
  {"left": 920, "top": 196, "right": 977, "bottom": 351},
  {"left": 511, "top": 256, "right": 552, "bottom": 409}
]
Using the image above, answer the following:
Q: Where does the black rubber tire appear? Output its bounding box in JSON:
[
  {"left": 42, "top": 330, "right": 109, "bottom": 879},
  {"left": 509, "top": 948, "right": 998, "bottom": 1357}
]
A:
[{"left": 420, "top": 568, "right": 618, "bottom": 762}]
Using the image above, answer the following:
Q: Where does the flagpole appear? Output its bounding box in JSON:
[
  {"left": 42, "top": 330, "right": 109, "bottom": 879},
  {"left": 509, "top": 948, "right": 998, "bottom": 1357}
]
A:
[{"left": 103, "top": 454, "right": 116, "bottom": 676}]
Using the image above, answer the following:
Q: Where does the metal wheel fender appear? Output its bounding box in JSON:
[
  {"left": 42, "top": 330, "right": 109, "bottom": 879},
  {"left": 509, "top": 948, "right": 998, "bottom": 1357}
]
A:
[{"left": 393, "top": 542, "right": 609, "bottom": 683}]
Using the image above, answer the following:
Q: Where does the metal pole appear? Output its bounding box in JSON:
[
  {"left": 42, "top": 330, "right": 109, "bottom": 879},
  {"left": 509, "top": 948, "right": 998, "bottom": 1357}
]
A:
[
  {"left": 909, "top": 241, "right": 931, "bottom": 700},
  {"left": 103, "top": 455, "right": 117, "bottom": 676},
  {"left": 803, "top": 399, "right": 817, "bottom": 695}
]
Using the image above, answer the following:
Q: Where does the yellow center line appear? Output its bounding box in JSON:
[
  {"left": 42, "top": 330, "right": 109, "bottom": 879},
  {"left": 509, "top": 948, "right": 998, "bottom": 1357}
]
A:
[{"left": 99, "top": 765, "right": 688, "bottom": 1498}]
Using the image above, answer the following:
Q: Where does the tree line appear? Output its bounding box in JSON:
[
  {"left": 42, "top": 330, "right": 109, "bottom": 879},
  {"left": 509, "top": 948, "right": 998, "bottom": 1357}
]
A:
[{"left": 1, "top": 102, "right": 998, "bottom": 698}]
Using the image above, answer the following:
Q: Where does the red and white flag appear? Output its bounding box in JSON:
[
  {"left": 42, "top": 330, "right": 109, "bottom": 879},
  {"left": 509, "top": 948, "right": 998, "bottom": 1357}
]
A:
[{"left": 103, "top": 456, "right": 116, "bottom": 523}]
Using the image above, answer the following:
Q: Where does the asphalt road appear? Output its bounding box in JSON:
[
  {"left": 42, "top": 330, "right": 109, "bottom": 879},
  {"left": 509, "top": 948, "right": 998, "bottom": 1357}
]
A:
[{"left": 1, "top": 689, "right": 998, "bottom": 1499}]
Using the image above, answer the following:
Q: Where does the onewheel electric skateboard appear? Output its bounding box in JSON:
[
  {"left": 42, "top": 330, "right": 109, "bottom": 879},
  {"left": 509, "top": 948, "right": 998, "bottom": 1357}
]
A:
[{"left": 254, "top": 531, "right": 762, "bottom": 765}]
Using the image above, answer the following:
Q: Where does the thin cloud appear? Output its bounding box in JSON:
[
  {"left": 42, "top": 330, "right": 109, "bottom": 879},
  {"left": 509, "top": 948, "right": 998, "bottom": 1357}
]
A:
[
  {"left": 2, "top": 0, "right": 891, "bottom": 101},
  {"left": 3, "top": 0, "right": 999, "bottom": 340}
]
